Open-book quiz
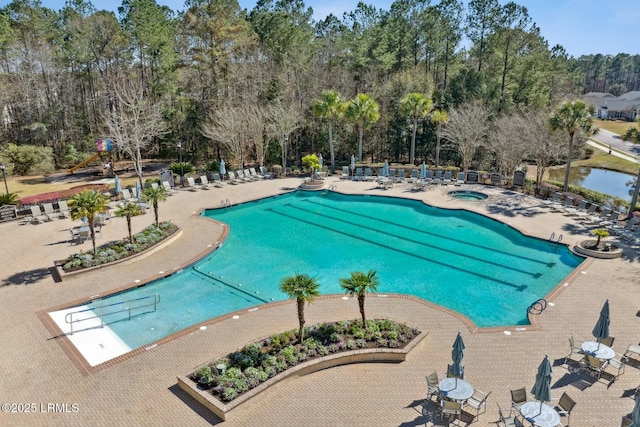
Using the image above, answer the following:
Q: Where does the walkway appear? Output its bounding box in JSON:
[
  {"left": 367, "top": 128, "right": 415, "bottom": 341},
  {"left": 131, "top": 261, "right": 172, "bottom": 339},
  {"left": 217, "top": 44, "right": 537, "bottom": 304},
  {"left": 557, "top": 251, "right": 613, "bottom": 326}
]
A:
[{"left": 1, "top": 177, "right": 640, "bottom": 426}]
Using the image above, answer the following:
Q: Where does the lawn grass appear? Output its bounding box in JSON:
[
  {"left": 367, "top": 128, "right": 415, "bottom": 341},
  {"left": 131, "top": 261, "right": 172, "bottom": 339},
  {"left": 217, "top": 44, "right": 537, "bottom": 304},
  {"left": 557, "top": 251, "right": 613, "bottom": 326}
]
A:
[
  {"left": 574, "top": 151, "right": 639, "bottom": 176},
  {"left": 6, "top": 175, "right": 145, "bottom": 198},
  {"left": 594, "top": 119, "right": 638, "bottom": 136}
]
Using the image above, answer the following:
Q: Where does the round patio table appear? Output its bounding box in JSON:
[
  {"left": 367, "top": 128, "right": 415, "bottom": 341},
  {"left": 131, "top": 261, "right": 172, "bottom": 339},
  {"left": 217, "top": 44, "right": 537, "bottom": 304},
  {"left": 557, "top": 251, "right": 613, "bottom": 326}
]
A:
[
  {"left": 582, "top": 341, "right": 615, "bottom": 360},
  {"left": 520, "top": 401, "right": 560, "bottom": 427},
  {"left": 438, "top": 378, "right": 474, "bottom": 401}
]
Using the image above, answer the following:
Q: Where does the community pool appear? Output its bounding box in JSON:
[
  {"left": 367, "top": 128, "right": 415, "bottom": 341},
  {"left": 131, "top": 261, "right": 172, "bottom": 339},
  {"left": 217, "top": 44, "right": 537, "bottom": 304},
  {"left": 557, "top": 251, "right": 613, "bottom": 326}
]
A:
[{"left": 74, "top": 191, "right": 583, "bottom": 351}]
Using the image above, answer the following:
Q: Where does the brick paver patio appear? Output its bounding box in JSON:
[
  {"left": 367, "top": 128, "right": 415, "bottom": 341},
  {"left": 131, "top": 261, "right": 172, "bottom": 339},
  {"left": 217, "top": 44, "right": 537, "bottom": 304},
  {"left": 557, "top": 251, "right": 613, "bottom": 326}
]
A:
[{"left": 1, "top": 176, "right": 639, "bottom": 426}]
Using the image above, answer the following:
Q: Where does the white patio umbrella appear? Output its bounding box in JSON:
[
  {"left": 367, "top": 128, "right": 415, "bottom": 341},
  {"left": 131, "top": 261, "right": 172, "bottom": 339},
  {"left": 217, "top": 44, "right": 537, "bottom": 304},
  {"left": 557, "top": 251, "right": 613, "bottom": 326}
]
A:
[
  {"left": 135, "top": 181, "right": 142, "bottom": 199},
  {"left": 114, "top": 175, "right": 121, "bottom": 195},
  {"left": 383, "top": 160, "right": 389, "bottom": 177},
  {"left": 318, "top": 153, "right": 323, "bottom": 168},
  {"left": 219, "top": 160, "right": 226, "bottom": 179},
  {"left": 421, "top": 161, "right": 426, "bottom": 179}
]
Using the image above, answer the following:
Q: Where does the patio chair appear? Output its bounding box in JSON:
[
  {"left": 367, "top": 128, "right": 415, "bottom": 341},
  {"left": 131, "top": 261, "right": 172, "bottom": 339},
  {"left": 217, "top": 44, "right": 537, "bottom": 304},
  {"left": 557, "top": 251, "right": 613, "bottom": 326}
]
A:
[
  {"left": 552, "top": 392, "right": 576, "bottom": 426},
  {"left": 407, "top": 169, "right": 419, "bottom": 183},
  {"left": 363, "top": 167, "right": 374, "bottom": 181},
  {"left": 510, "top": 387, "right": 527, "bottom": 410},
  {"left": 565, "top": 334, "right": 584, "bottom": 366},
  {"left": 496, "top": 403, "right": 520, "bottom": 427},
  {"left": 440, "top": 400, "right": 461, "bottom": 423},
  {"left": 250, "top": 167, "right": 264, "bottom": 180},
  {"left": 243, "top": 169, "right": 257, "bottom": 181},
  {"left": 199, "top": 175, "right": 212, "bottom": 189},
  {"left": 354, "top": 167, "right": 363, "bottom": 181},
  {"left": 388, "top": 168, "right": 397, "bottom": 181},
  {"left": 227, "top": 171, "right": 241, "bottom": 184},
  {"left": 617, "top": 218, "right": 640, "bottom": 239},
  {"left": 466, "top": 389, "right": 491, "bottom": 420},
  {"left": 121, "top": 188, "right": 139, "bottom": 202},
  {"left": 454, "top": 172, "right": 465, "bottom": 186},
  {"left": 442, "top": 170, "right": 452, "bottom": 185},
  {"left": 543, "top": 192, "right": 564, "bottom": 210},
  {"left": 150, "top": 182, "right": 159, "bottom": 190},
  {"left": 425, "top": 371, "right": 440, "bottom": 401},
  {"left": 433, "top": 170, "right": 443, "bottom": 184},
  {"left": 68, "top": 228, "right": 84, "bottom": 245},
  {"left": 605, "top": 356, "right": 626, "bottom": 381},
  {"left": 57, "top": 200, "right": 70, "bottom": 218},
  {"left": 584, "top": 354, "right": 606, "bottom": 379},
  {"left": 577, "top": 203, "right": 599, "bottom": 222},
  {"left": 423, "top": 170, "right": 433, "bottom": 184},
  {"left": 340, "top": 166, "right": 349, "bottom": 179},
  {"left": 395, "top": 169, "right": 405, "bottom": 182},
  {"left": 597, "top": 336, "right": 615, "bottom": 348}
]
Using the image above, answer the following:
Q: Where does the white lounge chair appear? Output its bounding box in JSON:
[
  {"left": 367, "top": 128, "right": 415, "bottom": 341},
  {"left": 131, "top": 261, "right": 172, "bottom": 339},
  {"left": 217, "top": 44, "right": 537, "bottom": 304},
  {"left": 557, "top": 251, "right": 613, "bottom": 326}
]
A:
[
  {"left": 186, "top": 177, "right": 200, "bottom": 191},
  {"left": 121, "top": 188, "right": 139, "bottom": 202},
  {"left": 58, "top": 200, "right": 70, "bottom": 218},
  {"left": 340, "top": 166, "right": 349, "bottom": 179},
  {"left": 199, "top": 175, "right": 212, "bottom": 189},
  {"left": 395, "top": 169, "right": 405, "bottom": 183},
  {"left": 454, "top": 172, "right": 465, "bottom": 186},
  {"left": 407, "top": 169, "right": 419, "bottom": 183},
  {"left": 43, "top": 203, "right": 57, "bottom": 220},
  {"left": 212, "top": 173, "right": 226, "bottom": 187},
  {"left": 227, "top": 171, "right": 241, "bottom": 184},
  {"left": 161, "top": 181, "right": 176, "bottom": 195},
  {"left": 30, "top": 206, "right": 50, "bottom": 223},
  {"left": 354, "top": 167, "right": 363, "bottom": 181},
  {"left": 442, "top": 170, "right": 452, "bottom": 185},
  {"left": 363, "top": 168, "right": 374, "bottom": 181},
  {"left": 250, "top": 167, "right": 263, "bottom": 180},
  {"left": 259, "top": 166, "right": 274, "bottom": 179}
]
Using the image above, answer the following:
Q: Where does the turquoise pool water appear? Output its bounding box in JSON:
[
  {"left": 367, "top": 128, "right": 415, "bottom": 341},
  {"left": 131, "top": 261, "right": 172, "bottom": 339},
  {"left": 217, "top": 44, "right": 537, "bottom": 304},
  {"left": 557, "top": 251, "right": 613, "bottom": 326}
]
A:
[{"left": 86, "top": 191, "right": 583, "bottom": 349}]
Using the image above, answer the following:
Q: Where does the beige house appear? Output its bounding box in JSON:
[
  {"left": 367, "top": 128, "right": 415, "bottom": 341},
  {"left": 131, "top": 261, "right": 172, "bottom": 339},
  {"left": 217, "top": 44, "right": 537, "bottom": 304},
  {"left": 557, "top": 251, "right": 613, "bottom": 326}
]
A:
[{"left": 582, "top": 91, "right": 640, "bottom": 121}]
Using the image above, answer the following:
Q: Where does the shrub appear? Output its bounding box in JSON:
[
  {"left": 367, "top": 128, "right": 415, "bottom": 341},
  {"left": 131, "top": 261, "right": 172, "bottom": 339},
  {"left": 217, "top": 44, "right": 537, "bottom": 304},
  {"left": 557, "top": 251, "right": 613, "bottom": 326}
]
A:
[
  {"left": 222, "top": 387, "right": 237, "bottom": 402},
  {"left": 346, "top": 339, "right": 356, "bottom": 350}
]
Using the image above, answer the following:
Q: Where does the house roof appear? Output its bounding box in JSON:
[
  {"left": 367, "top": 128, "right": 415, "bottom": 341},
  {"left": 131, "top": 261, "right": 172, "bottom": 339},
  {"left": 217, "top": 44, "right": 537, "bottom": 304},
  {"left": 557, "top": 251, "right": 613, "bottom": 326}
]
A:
[
  {"left": 582, "top": 90, "right": 640, "bottom": 112},
  {"left": 617, "top": 91, "right": 640, "bottom": 102},
  {"left": 583, "top": 92, "right": 616, "bottom": 98}
]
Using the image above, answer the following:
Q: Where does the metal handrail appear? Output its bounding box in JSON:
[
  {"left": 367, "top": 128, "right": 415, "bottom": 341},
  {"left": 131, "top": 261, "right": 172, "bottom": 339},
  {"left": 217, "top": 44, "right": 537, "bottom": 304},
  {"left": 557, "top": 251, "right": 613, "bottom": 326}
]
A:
[{"left": 64, "top": 294, "right": 160, "bottom": 335}]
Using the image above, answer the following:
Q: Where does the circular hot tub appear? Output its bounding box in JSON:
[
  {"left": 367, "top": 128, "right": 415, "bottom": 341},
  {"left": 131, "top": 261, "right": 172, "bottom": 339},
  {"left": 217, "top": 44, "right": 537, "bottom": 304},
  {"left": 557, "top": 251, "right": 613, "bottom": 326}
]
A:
[{"left": 447, "top": 190, "right": 488, "bottom": 201}]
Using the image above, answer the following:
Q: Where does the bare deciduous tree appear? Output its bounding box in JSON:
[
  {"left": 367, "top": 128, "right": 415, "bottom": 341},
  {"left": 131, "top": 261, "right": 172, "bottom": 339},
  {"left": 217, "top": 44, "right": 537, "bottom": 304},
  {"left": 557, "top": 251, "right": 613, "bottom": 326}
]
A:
[
  {"left": 201, "top": 103, "right": 248, "bottom": 170},
  {"left": 488, "top": 112, "right": 529, "bottom": 182},
  {"left": 440, "top": 102, "right": 490, "bottom": 171},
  {"left": 103, "top": 78, "right": 168, "bottom": 186},
  {"left": 244, "top": 104, "right": 268, "bottom": 167},
  {"left": 267, "top": 103, "right": 301, "bottom": 176}
]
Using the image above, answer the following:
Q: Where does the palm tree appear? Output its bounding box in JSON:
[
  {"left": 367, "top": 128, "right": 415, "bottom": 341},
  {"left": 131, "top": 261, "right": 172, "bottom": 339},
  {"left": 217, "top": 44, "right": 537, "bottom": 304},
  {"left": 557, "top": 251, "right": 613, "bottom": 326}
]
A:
[
  {"left": 313, "top": 90, "right": 346, "bottom": 174},
  {"left": 279, "top": 273, "right": 320, "bottom": 343},
  {"left": 399, "top": 93, "right": 432, "bottom": 165},
  {"left": 115, "top": 202, "right": 142, "bottom": 242},
  {"left": 549, "top": 100, "right": 598, "bottom": 192},
  {"left": 431, "top": 109, "right": 449, "bottom": 168},
  {"left": 339, "top": 270, "right": 380, "bottom": 327},
  {"left": 142, "top": 185, "right": 167, "bottom": 226},
  {"left": 346, "top": 94, "right": 380, "bottom": 162},
  {"left": 68, "top": 190, "right": 109, "bottom": 254}
]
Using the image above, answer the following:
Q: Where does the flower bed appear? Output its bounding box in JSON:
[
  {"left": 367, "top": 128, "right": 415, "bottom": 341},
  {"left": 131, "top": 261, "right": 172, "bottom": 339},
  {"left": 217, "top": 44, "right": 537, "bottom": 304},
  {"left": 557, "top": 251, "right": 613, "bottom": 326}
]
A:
[
  {"left": 59, "top": 221, "right": 178, "bottom": 272},
  {"left": 178, "top": 319, "right": 424, "bottom": 421},
  {"left": 19, "top": 183, "right": 110, "bottom": 206}
]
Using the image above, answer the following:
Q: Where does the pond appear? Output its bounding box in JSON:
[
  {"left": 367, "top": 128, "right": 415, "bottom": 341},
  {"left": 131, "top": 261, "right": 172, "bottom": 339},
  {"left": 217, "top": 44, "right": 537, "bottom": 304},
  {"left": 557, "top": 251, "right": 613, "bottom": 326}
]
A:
[{"left": 548, "top": 167, "right": 637, "bottom": 201}]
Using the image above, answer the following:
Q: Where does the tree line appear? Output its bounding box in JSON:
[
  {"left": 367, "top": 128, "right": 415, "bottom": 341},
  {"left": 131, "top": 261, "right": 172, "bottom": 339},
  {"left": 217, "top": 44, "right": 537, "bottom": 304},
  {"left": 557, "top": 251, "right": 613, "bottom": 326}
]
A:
[{"left": 0, "top": 0, "right": 634, "bottom": 178}]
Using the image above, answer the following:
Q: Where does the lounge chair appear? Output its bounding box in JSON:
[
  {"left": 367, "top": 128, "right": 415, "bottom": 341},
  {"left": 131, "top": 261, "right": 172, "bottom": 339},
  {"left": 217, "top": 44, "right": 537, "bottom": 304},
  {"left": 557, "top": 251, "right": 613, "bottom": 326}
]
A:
[
  {"left": 425, "top": 371, "right": 440, "bottom": 401},
  {"left": 454, "top": 172, "right": 465, "bottom": 186},
  {"left": 442, "top": 170, "right": 452, "bottom": 185},
  {"left": 259, "top": 166, "right": 274, "bottom": 179},
  {"left": 577, "top": 203, "right": 599, "bottom": 222},
  {"left": 186, "top": 177, "right": 201, "bottom": 191},
  {"left": 395, "top": 169, "right": 405, "bottom": 183},
  {"left": 250, "top": 167, "right": 264, "bottom": 180},
  {"left": 561, "top": 196, "right": 576, "bottom": 215},
  {"left": 411, "top": 180, "right": 424, "bottom": 192},
  {"left": 377, "top": 167, "right": 385, "bottom": 178},
  {"left": 199, "top": 175, "right": 212, "bottom": 189},
  {"left": 408, "top": 169, "right": 419, "bottom": 183},
  {"left": 150, "top": 182, "right": 159, "bottom": 190},
  {"left": 363, "top": 167, "right": 374, "bottom": 181},
  {"left": 354, "top": 167, "right": 363, "bottom": 181},
  {"left": 510, "top": 387, "right": 527, "bottom": 410},
  {"left": 542, "top": 192, "right": 563, "bottom": 210},
  {"left": 433, "top": 170, "right": 443, "bottom": 184},
  {"left": 57, "top": 200, "right": 70, "bottom": 218},
  {"left": 611, "top": 217, "right": 638, "bottom": 236},
  {"left": 43, "top": 203, "right": 58, "bottom": 220},
  {"left": 599, "top": 210, "right": 622, "bottom": 227},
  {"left": 30, "top": 206, "right": 51, "bottom": 223},
  {"left": 243, "top": 169, "right": 256, "bottom": 181},
  {"left": 341, "top": 166, "right": 350, "bottom": 179},
  {"left": 388, "top": 168, "right": 397, "bottom": 181},
  {"left": 466, "top": 389, "right": 491, "bottom": 420},
  {"left": 227, "top": 171, "right": 241, "bottom": 184},
  {"left": 161, "top": 181, "right": 176, "bottom": 195},
  {"left": 212, "top": 173, "right": 226, "bottom": 187},
  {"left": 552, "top": 392, "right": 576, "bottom": 426},
  {"left": 423, "top": 170, "right": 433, "bottom": 185},
  {"left": 121, "top": 188, "right": 139, "bottom": 202}
]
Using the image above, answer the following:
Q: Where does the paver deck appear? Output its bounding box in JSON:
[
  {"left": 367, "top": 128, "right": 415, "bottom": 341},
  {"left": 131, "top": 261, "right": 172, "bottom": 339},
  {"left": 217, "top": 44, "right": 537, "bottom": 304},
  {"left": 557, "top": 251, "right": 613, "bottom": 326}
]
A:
[{"left": 1, "top": 176, "right": 640, "bottom": 426}]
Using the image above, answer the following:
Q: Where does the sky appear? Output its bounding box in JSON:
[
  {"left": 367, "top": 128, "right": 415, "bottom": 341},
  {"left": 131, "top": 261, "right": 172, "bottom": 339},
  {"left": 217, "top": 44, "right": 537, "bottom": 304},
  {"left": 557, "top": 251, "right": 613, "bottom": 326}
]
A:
[{"left": 24, "top": 0, "right": 640, "bottom": 57}]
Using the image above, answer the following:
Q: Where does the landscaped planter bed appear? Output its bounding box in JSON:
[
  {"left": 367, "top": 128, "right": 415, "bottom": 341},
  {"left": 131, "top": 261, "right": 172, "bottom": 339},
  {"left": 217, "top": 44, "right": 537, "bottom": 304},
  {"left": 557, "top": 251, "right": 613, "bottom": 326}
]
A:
[{"left": 177, "top": 319, "right": 426, "bottom": 421}]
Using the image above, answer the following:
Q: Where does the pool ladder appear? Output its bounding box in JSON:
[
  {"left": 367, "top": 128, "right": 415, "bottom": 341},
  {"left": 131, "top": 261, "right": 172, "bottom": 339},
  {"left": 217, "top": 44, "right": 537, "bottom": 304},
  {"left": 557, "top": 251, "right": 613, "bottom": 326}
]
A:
[
  {"left": 328, "top": 185, "right": 337, "bottom": 191},
  {"left": 220, "top": 199, "right": 232, "bottom": 208},
  {"left": 527, "top": 298, "right": 547, "bottom": 316},
  {"left": 548, "top": 232, "right": 563, "bottom": 243},
  {"left": 64, "top": 294, "right": 161, "bottom": 335}
]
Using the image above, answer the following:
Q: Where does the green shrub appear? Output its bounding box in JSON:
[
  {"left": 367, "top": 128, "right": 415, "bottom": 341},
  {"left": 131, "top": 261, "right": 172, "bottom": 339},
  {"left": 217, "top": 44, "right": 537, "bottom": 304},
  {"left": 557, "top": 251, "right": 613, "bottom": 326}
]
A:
[{"left": 222, "top": 387, "right": 237, "bottom": 401}]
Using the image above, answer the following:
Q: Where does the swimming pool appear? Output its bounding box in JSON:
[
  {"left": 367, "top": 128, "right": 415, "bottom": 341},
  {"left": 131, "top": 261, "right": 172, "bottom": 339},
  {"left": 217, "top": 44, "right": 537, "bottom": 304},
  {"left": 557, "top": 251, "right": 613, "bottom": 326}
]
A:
[
  {"left": 74, "top": 191, "right": 583, "bottom": 351},
  {"left": 448, "top": 190, "right": 489, "bottom": 201}
]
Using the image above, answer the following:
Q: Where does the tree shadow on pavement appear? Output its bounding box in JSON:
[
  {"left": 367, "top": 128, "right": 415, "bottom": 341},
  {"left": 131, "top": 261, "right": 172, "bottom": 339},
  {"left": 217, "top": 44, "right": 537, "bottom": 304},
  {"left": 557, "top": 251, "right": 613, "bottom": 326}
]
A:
[{"left": 1, "top": 267, "right": 55, "bottom": 286}]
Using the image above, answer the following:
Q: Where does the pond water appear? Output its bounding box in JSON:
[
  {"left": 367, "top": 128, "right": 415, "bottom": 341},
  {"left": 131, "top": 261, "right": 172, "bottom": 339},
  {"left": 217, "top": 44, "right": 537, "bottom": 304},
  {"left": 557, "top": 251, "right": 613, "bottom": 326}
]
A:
[{"left": 548, "top": 167, "right": 637, "bottom": 200}]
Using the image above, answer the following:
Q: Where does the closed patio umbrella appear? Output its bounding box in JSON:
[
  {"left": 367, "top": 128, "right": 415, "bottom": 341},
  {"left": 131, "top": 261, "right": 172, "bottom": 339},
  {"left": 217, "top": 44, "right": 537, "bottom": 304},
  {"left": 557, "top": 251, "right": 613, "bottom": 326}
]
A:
[
  {"left": 219, "top": 159, "right": 226, "bottom": 178},
  {"left": 318, "top": 153, "right": 323, "bottom": 168},
  {"left": 350, "top": 154, "right": 355, "bottom": 171},
  {"left": 530, "top": 355, "right": 552, "bottom": 415},
  {"left": 631, "top": 393, "right": 640, "bottom": 427},
  {"left": 421, "top": 161, "right": 426, "bottom": 179},
  {"left": 383, "top": 160, "right": 389, "bottom": 177},
  {"left": 592, "top": 299, "right": 610, "bottom": 349},
  {"left": 114, "top": 175, "right": 121, "bottom": 195},
  {"left": 135, "top": 181, "right": 142, "bottom": 199},
  {"left": 451, "top": 332, "right": 465, "bottom": 385}
]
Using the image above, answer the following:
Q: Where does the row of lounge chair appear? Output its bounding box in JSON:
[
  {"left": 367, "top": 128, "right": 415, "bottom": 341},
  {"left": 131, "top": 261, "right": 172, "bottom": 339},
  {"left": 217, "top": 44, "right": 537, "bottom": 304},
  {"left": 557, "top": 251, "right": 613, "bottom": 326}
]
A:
[
  {"left": 25, "top": 201, "right": 71, "bottom": 224},
  {"left": 543, "top": 192, "right": 640, "bottom": 244},
  {"left": 341, "top": 166, "right": 499, "bottom": 188}
]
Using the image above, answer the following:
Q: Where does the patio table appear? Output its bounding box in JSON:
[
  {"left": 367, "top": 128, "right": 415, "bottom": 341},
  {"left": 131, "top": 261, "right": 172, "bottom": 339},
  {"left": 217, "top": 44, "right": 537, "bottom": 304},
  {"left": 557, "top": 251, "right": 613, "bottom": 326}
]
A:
[
  {"left": 520, "top": 401, "right": 561, "bottom": 427},
  {"left": 438, "top": 378, "right": 474, "bottom": 402},
  {"left": 582, "top": 341, "right": 615, "bottom": 360}
]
